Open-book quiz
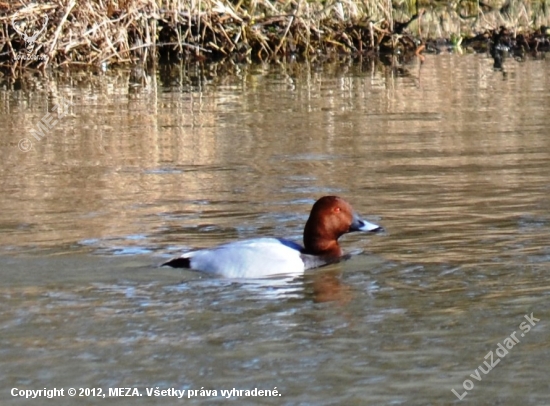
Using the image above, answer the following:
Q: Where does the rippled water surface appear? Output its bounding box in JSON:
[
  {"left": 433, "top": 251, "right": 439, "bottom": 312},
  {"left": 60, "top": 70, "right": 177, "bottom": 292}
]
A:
[{"left": 1, "top": 55, "right": 549, "bottom": 405}]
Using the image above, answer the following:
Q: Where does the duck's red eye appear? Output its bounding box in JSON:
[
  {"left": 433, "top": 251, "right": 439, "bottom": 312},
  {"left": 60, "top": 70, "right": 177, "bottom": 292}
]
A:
[{"left": 333, "top": 207, "right": 341, "bottom": 213}]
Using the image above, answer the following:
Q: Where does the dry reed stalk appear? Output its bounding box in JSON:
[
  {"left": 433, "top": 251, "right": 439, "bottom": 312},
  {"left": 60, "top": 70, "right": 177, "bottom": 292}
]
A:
[{"left": 48, "top": 0, "right": 76, "bottom": 59}]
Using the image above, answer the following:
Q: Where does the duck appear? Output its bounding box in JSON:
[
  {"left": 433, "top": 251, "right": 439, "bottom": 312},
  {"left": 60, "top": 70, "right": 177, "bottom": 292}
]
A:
[{"left": 162, "top": 196, "right": 383, "bottom": 278}]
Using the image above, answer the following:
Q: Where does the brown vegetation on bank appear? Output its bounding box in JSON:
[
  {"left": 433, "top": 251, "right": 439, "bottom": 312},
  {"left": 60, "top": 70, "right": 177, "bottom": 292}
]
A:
[{"left": 0, "top": 0, "right": 549, "bottom": 73}]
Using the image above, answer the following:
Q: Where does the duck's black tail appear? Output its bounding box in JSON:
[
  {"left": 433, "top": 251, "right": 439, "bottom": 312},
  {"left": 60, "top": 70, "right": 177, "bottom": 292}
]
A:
[{"left": 162, "top": 257, "right": 191, "bottom": 268}]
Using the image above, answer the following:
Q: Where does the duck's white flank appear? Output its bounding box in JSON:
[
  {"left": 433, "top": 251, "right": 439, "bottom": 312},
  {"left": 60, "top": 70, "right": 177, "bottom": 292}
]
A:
[{"left": 182, "top": 238, "right": 305, "bottom": 278}]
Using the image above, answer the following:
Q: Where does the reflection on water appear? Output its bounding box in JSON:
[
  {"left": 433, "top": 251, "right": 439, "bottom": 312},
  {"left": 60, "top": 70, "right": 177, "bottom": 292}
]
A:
[{"left": 0, "top": 55, "right": 550, "bottom": 405}]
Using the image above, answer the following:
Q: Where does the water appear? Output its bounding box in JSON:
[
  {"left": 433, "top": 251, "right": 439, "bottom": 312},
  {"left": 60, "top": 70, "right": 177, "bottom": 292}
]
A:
[{"left": 0, "top": 54, "right": 549, "bottom": 405}]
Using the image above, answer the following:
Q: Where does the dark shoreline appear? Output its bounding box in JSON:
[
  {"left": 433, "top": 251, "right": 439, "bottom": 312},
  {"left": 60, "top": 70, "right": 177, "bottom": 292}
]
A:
[{"left": 1, "top": 1, "right": 549, "bottom": 75}]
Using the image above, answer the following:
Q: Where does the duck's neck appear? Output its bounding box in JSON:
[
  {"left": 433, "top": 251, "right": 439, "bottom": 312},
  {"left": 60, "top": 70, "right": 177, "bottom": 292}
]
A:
[{"left": 303, "top": 235, "right": 342, "bottom": 257}]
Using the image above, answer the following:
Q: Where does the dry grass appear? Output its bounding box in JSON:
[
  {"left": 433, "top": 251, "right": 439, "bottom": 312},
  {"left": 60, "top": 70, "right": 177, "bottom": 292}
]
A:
[{"left": 0, "top": 0, "right": 549, "bottom": 73}]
